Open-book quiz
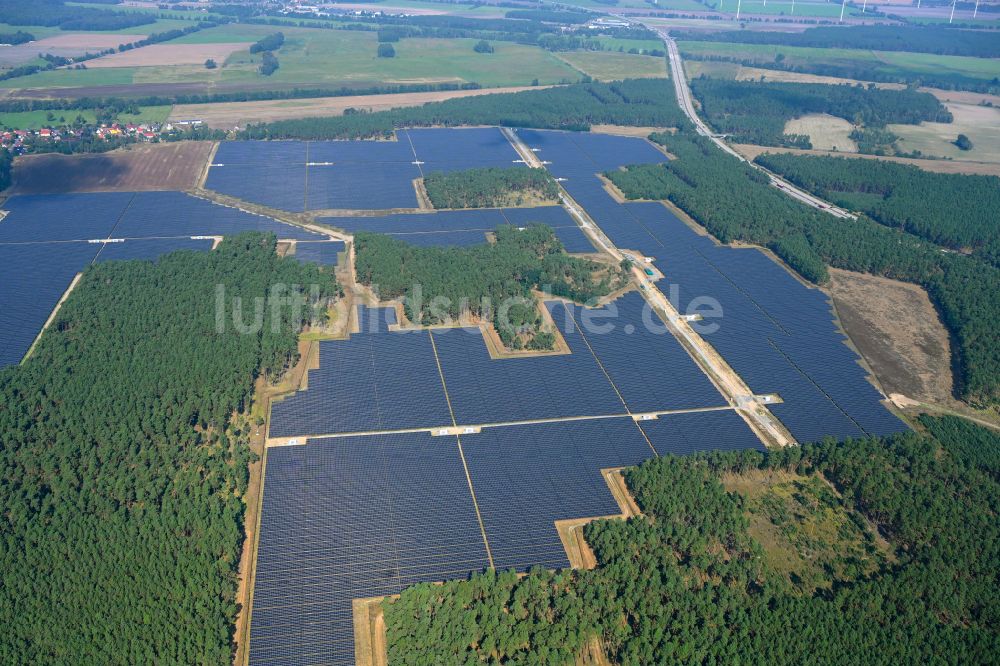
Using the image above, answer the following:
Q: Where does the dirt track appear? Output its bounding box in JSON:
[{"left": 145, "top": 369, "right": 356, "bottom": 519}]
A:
[{"left": 167, "top": 86, "right": 549, "bottom": 128}]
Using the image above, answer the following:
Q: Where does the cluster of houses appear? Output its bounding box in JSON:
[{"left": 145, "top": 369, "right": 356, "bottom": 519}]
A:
[{"left": 0, "top": 122, "right": 169, "bottom": 154}]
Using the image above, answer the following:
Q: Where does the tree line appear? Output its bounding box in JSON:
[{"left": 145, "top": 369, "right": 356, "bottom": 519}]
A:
[
  {"left": 249, "top": 31, "right": 284, "bottom": 54},
  {"left": 689, "top": 79, "right": 952, "bottom": 147},
  {"left": 753, "top": 153, "right": 1000, "bottom": 265},
  {"left": 0, "top": 30, "right": 33, "bottom": 45},
  {"left": 385, "top": 414, "right": 1000, "bottom": 664},
  {"left": 240, "top": 79, "right": 685, "bottom": 140},
  {"left": 424, "top": 167, "right": 559, "bottom": 209},
  {"left": 0, "top": 0, "right": 155, "bottom": 31},
  {"left": 673, "top": 24, "right": 1000, "bottom": 58},
  {"left": 354, "top": 225, "right": 626, "bottom": 350},
  {"left": 606, "top": 129, "right": 1000, "bottom": 407},
  {"left": 0, "top": 233, "right": 337, "bottom": 663}
]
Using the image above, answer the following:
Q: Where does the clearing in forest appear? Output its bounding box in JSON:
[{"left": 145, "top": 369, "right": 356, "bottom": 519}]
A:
[{"left": 723, "top": 468, "right": 894, "bottom": 593}]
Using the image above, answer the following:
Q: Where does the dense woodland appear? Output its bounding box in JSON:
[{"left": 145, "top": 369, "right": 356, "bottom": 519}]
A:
[
  {"left": 673, "top": 25, "right": 1000, "bottom": 58},
  {"left": 0, "top": 148, "right": 12, "bottom": 191},
  {"left": 354, "top": 226, "right": 626, "bottom": 349},
  {"left": 0, "top": 234, "right": 337, "bottom": 663},
  {"left": 0, "top": 0, "right": 155, "bottom": 31},
  {"left": 754, "top": 153, "right": 1000, "bottom": 264},
  {"left": 386, "top": 415, "right": 1000, "bottom": 664},
  {"left": 689, "top": 79, "right": 951, "bottom": 147},
  {"left": 424, "top": 167, "right": 559, "bottom": 209},
  {"left": 240, "top": 80, "right": 685, "bottom": 140},
  {"left": 606, "top": 130, "right": 1000, "bottom": 406}
]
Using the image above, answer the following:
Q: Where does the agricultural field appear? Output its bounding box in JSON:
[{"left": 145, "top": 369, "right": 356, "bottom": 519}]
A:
[
  {"left": 8, "top": 141, "right": 213, "bottom": 194},
  {"left": 890, "top": 101, "right": 1000, "bottom": 163},
  {"left": 783, "top": 113, "right": 857, "bottom": 151},
  {"left": 165, "top": 86, "right": 542, "bottom": 129},
  {"left": 0, "top": 104, "right": 171, "bottom": 130},
  {"left": 1, "top": 27, "right": 581, "bottom": 94},
  {"left": 677, "top": 40, "right": 1000, "bottom": 84},
  {"left": 557, "top": 50, "right": 668, "bottom": 81}
]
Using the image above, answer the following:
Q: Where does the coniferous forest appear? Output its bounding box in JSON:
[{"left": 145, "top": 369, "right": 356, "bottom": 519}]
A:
[
  {"left": 424, "top": 167, "right": 559, "bottom": 209},
  {"left": 354, "top": 226, "right": 626, "bottom": 349},
  {"left": 605, "top": 130, "right": 1000, "bottom": 407},
  {"left": 0, "top": 234, "right": 336, "bottom": 663},
  {"left": 752, "top": 153, "right": 1000, "bottom": 265},
  {"left": 239, "top": 80, "right": 685, "bottom": 140},
  {"left": 689, "top": 79, "right": 951, "bottom": 147},
  {"left": 385, "top": 415, "right": 1000, "bottom": 665}
]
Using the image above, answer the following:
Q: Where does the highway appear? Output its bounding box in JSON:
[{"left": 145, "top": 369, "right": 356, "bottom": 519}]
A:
[{"left": 658, "top": 30, "right": 857, "bottom": 221}]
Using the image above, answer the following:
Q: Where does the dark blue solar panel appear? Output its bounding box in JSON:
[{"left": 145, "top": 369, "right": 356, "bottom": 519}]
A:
[
  {"left": 250, "top": 432, "right": 489, "bottom": 666},
  {"left": 390, "top": 230, "right": 490, "bottom": 247},
  {"left": 432, "top": 312, "right": 625, "bottom": 424},
  {"left": 94, "top": 237, "right": 213, "bottom": 263},
  {"left": 306, "top": 162, "right": 421, "bottom": 211},
  {"left": 552, "top": 226, "right": 595, "bottom": 253},
  {"left": 0, "top": 192, "right": 131, "bottom": 242},
  {"left": 406, "top": 128, "right": 522, "bottom": 172},
  {"left": 639, "top": 409, "right": 766, "bottom": 456},
  {"left": 214, "top": 140, "right": 306, "bottom": 165},
  {"left": 205, "top": 162, "right": 307, "bottom": 212},
  {"left": 115, "top": 192, "right": 321, "bottom": 240},
  {"left": 307, "top": 139, "right": 415, "bottom": 164},
  {"left": 558, "top": 292, "right": 726, "bottom": 413},
  {"left": 322, "top": 209, "right": 506, "bottom": 235},
  {"left": 294, "top": 240, "right": 345, "bottom": 266},
  {"left": 463, "top": 418, "right": 654, "bottom": 571},
  {"left": 269, "top": 311, "right": 452, "bottom": 437},
  {"left": 0, "top": 242, "right": 99, "bottom": 367}
]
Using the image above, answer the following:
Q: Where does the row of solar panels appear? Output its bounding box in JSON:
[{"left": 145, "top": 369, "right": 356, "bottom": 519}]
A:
[
  {"left": 0, "top": 192, "right": 330, "bottom": 368},
  {"left": 251, "top": 411, "right": 763, "bottom": 665},
  {"left": 207, "top": 128, "right": 526, "bottom": 212},
  {"left": 514, "top": 129, "right": 908, "bottom": 443},
  {"left": 269, "top": 295, "right": 731, "bottom": 438}
]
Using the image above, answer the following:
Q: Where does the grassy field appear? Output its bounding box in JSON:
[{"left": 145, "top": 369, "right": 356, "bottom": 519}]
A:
[
  {"left": 723, "top": 469, "right": 892, "bottom": 593},
  {"left": 678, "top": 40, "right": 1000, "bottom": 82},
  {"left": 1, "top": 28, "right": 581, "bottom": 91},
  {"left": 0, "top": 104, "right": 172, "bottom": 129},
  {"left": 784, "top": 113, "right": 857, "bottom": 151},
  {"left": 702, "top": 0, "right": 858, "bottom": 16},
  {"left": 890, "top": 101, "right": 1000, "bottom": 163},
  {"left": 557, "top": 51, "right": 667, "bottom": 81}
]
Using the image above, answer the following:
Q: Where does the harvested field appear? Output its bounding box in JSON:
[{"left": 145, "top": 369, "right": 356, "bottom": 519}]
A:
[
  {"left": 733, "top": 143, "right": 1000, "bottom": 177},
  {"left": 9, "top": 142, "right": 215, "bottom": 194},
  {"left": 784, "top": 113, "right": 857, "bottom": 151},
  {"left": 890, "top": 102, "right": 1000, "bottom": 164},
  {"left": 0, "top": 33, "right": 148, "bottom": 67},
  {"left": 828, "top": 268, "right": 954, "bottom": 405},
  {"left": 84, "top": 42, "right": 252, "bottom": 68},
  {"left": 167, "top": 86, "right": 546, "bottom": 128}
]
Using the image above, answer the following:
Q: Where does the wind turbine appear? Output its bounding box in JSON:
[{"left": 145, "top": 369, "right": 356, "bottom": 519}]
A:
[
  {"left": 839, "top": 0, "right": 847, "bottom": 21},
  {"left": 949, "top": 0, "right": 957, "bottom": 23}
]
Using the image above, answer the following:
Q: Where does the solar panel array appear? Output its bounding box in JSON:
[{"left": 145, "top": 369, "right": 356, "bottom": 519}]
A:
[
  {"left": 271, "top": 296, "right": 731, "bottom": 439},
  {"left": 463, "top": 418, "right": 654, "bottom": 571},
  {"left": 293, "top": 240, "right": 345, "bottom": 266},
  {"left": 640, "top": 409, "right": 766, "bottom": 456},
  {"left": 206, "top": 128, "right": 526, "bottom": 213},
  {"left": 321, "top": 205, "right": 595, "bottom": 252},
  {"left": 559, "top": 292, "right": 726, "bottom": 413},
  {"left": 515, "top": 129, "right": 907, "bottom": 443},
  {"left": 269, "top": 329, "right": 453, "bottom": 438},
  {"left": 0, "top": 191, "right": 321, "bottom": 369},
  {"left": 252, "top": 432, "right": 490, "bottom": 666}
]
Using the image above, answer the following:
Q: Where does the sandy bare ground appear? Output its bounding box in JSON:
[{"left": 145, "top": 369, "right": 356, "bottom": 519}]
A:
[
  {"left": 10, "top": 142, "right": 215, "bottom": 194},
  {"left": 85, "top": 42, "right": 252, "bottom": 68},
  {"left": 733, "top": 143, "right": 1000, "bottom": 176},
  {"left": 784, "top": 113, "right": 857, "bottom": 152},
  {"left": 167, "top": 86, "right": 548, "bottom": 128},
  {"left": 827, "top": 268, "right": 954, "bottom": 405}
]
